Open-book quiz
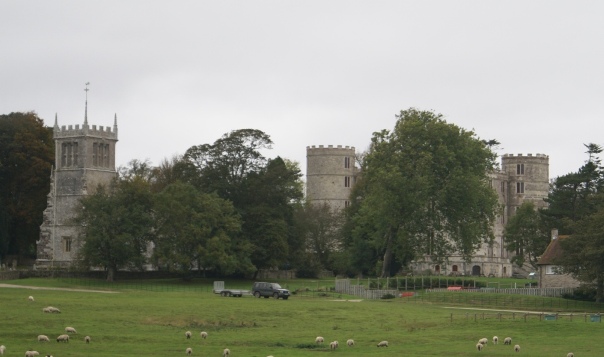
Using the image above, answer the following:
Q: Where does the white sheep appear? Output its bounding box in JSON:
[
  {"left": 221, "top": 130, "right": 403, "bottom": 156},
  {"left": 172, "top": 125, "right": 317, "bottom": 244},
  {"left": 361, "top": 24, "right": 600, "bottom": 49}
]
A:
[
  {"left": 185, "top": 347, "right": 192, "bottom": 355},
  {"left": 567, "top": 353, "right": 574, "bottom": 357},
  {"left": 65, "top": 327, "right": 77, "bottom": 334},
  {"left": 329, "top": 341, "right": 338, "bottom": 349},
  {"left": 346, "top": 339, "right": 354, "bottom": 347},
  {"left": 24, "top": 350, "right": 40, "bottom": 357},
  {"left": 42, "top": 306, "right": 60, "bottom": 314},
  {"left": 223, "top": 348, "right": 231, "bottom": 357},
  {"left": 476, "top": 343, "right": 483, "bottom": 351},
  {"left": 28, "top": 296, "right": 35, "bottom": 302},
  {"left": 56, "top": 334, "right": 69, "bottom": 343},
  {"left": 0, "top": 345, "right": 5, "bottom": 355},
  {"left": 42, "top": 307, "right": 51, "bottom": 313},
  {"left": 37, "top": 335, "right": 50, "bottom": 342},
  {"left": 479, "top": 337, "right": 488, "bottom": 345},
  {"left": 377, "top": 340, "right": 389, "bottom": 347},
  {"left": 492, "top": 336, "right": 498, "bottom": 344},
  {"left": 514, "top": 344, "right": 520, "bottom": 352},
  {"left": 315, "top": 336, "right": 324, "bottom": 344},
  {"left": 84, "top": 336, "right": 91, "bottom": 344},
  {"left": 504, "top": 337, "right": 512, "bottom": 345},
  {"left": 200, "top": 331, "right": 208, "bottom": 339},
  {"left": 185, "top": 331, "right": 191, "bottom": 339}
]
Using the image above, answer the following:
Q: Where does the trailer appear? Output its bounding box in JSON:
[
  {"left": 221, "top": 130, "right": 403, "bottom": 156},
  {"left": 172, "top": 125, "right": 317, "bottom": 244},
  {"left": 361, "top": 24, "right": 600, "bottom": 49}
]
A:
[{"left": 213, "top": 281, "right": 251, "bottom": 297}]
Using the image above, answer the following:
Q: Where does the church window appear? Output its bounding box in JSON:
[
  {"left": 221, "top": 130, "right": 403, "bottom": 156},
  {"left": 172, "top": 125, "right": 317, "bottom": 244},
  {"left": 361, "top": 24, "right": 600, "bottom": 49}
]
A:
[
  {"left": 66, "top": 143, "right": 72, "bottom": 167},
  {"left": 93, "top": 143, "right": 98, "bottom": 166},
  {"left": 516, "top": 182, "right": 524, "bottom": 193},
  {"left": 72, "top": 142, "right": 78, "bottom": 166},
  {"left": 344, "top": 176, "right": 351, "bottom": 187},
  {"left": 344, "top": 200, "right": 350, "bottom": 208},
  {"left": 501, "top": 181, "right": 505, "bottom": 193},
  {"left": 517, "top": 163, "right": 524, "bottom": 175},
  {"left": 344, "top": 156, "right": 350, "bottom": 168},
  {"left": 61, "top": 143, "right": 67, "bottom": 167}
]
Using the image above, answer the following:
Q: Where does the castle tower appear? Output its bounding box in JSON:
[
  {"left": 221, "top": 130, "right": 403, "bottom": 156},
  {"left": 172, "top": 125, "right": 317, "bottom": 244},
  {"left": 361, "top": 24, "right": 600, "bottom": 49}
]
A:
[
  {"left": 501, "top": 153, "right": 550, "bottom": 214},
  {"left": 36, "top": 99, "right": 118, "bottom": 268},
  {"left": 306, "top": 145, "right": 356, "bottom": 210}
]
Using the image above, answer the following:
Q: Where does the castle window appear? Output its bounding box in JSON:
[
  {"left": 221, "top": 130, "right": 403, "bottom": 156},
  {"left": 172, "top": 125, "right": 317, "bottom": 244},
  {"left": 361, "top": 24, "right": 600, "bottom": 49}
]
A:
[
  {"left": 517, "top": 163, "right": 524, "bottom": 175},
  {"left": 344, "top": 176, "right": 351, "bottom": 187},
  {"left": 344, "top": 200, "right": 350, "bottom": 208},
  {"left": 452, "top": 265, "right": 458, "bottom": 272},
  {"left": 344, "top": 156, "right": 350, "bottom": 169},
  {"left": 501, "top": 181, "right": 505, "bottom": 193},
  {"left": 516, "top": 182, "right": 524, "bottom": 193},
  {"left": 93, "top": 143, "right": 98, "bottom": 166},
  {"left": 63, "top": 237, "right": 72, "bottom": 252}
]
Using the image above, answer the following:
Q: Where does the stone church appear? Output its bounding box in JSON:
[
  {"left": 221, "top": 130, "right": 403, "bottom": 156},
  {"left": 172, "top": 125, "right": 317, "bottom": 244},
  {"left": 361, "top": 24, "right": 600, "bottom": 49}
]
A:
[
  {"left": 36, "top": 107, "right": 118, "bottom": 269},
  {"left": 306, "top": 145, "right": 549, "bottom": 277}
]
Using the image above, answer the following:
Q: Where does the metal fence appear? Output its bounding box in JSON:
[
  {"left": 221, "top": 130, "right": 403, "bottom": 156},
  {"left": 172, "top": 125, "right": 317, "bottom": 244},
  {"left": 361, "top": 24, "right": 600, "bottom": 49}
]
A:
[{"left": 426, "top": 287, "right": 576, "bottom": 297}]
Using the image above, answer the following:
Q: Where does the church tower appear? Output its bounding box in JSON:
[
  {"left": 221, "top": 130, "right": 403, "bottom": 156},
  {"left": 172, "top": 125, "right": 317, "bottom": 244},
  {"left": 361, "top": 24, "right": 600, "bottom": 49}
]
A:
[
  {"left": 36, "top": 86, "right": 118, "bottom": 268},
  {"left": 306, "top": 145, "right": 357, "bottom": 210}
]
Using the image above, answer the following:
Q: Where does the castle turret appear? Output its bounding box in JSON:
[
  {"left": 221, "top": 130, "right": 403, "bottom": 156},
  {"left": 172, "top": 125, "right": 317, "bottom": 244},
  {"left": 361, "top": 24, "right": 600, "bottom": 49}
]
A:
[{"left": 306, "top": 145, "right": 356, "bottom": 210}]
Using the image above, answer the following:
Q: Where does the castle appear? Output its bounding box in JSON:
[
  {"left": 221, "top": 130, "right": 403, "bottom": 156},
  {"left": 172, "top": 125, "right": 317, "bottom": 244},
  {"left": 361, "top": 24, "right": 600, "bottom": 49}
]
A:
[
  {"left": 306, "top": 145, "right": 549, "bottom": 277},
  {"left": 35, "top": 109, "right": 118, "bottom": 269}
]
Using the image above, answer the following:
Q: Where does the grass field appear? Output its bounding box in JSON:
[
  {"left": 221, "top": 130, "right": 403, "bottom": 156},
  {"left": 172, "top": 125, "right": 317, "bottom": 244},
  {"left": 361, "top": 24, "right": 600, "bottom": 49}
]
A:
[{"left": 1, "top": 278, "right": 601, "bottom": 356}]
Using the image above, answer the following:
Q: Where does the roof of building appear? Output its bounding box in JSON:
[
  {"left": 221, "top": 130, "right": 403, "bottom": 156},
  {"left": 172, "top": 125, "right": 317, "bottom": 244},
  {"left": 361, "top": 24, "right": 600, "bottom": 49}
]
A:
[{"left": 537, "top": 235, "right": 570, "bottom": 265}]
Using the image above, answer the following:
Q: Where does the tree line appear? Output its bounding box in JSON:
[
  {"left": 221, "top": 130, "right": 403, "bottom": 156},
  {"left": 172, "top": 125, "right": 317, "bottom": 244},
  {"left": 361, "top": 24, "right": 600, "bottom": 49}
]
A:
[{"left": 2, "top": 109, "right": 603, "bottom": 298}]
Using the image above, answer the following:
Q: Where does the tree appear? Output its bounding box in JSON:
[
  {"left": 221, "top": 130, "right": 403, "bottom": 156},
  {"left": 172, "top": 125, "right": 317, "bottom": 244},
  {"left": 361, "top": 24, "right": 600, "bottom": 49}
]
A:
[
  {"left": 503, "top": 201, "right": 549, "bottom": 269},
  {"left": 558, "top": 205, "right": 604, "bottom": 302},
  {"left": 542, "top": 143, "right": 604, "bottom": 235},
  {"left": 152, "top": 181, "right": 251, "bottom": 277},
  {"left": 75, "top": 177, "right": 154, "bottom": 282},
  {"left": 348, "top": 108, "right": 500, "bottom": 277},
  {"left": 0, "top": 112, "right": 53, "bottom": 262}
]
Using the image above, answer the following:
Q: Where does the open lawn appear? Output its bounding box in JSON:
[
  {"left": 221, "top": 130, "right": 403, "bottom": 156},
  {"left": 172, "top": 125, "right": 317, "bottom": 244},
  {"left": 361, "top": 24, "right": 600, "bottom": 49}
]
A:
[{"left": 0, "top": 278, "right": 600, "bottom": 356}]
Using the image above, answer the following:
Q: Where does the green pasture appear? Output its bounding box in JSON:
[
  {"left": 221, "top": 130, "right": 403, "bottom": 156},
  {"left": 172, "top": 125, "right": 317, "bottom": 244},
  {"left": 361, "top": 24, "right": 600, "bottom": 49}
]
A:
[{"left": 0, "top": 278, "right": 601, "bottom": 356}]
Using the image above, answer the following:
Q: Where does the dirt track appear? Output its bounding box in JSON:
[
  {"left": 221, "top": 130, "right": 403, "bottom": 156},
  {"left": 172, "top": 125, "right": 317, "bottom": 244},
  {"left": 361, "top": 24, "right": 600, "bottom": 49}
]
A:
[{"left": 0, "top": 283, "right": 118, "bottom": 293}]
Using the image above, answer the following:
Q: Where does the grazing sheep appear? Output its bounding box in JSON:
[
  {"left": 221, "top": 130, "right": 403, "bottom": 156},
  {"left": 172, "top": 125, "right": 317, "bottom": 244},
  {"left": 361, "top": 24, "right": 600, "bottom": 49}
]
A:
[
  {"left": 185, "top": 347, "right": 192, "bottom": 355},
  {"left": 567, "top": 353, "right": 574, "bottom": 357},
  {"left": 504, "top": 337, "right": 512, "bottom": 345},
  {"left": 514, "top": 344, "right": 520, "bottom": 352},
  {"left": 479, "top": 338, "right": 488, "bottom": 345},
  {"left": 223, "top": 348, "right": 231, "bottom": 357},
  {"left": 346, "top": 339, "right": 355, "bottom": 347},
  {"left": 200, "top": 331, "right": 208, "bottom": 339},
  {"left": 0, "top": 345, "right": 5, "bottom": 355},
  {"left": 492, "top": 336, "right": 498, "bottom": 344},
  {"left": 329, "top": 341, "right": 339, "bottom": 350},
  {"left": 28, "top": 296, "right": 34, "bottom": 302},
  {"left": 42, "top": 307, "right": 51, "bottom": 313},
  {"left": 84, "top": 336, "right": 91, "bottom": 344},
  {"left": 56, "top": 334, "right": 70, "bottom": 343},
  {"left": 65, "top": 327, "right": 77, "bottom": 334},
  {"left": 377, "top": 340, "right": 389, "bottom": 347},
  {"left": 24, "top": 351, "right": 40, "bottom": 357},
  {"left": 476, "top": 343, "right": 484, "bottom": 351},
  {"left": 185, "top": 331, "right": 191, "bottom": 339},
  {"left": 37, "top": 335, "right": 50, "bottom": 342},
  {"left": 315, "top": 336, "right": 324, "bottom": 344},
  {"left": 42, "top": 307, "right": 60, "bottom": 314}
]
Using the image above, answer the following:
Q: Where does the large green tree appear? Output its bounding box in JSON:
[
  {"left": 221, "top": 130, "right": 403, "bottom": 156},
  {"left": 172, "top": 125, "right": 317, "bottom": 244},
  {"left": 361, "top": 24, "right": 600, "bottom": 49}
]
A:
[
  {"left": 348, "top": 108, "right": 500, "bottom": 277},
  {"left": 0, "top": 112, "right": 53, "bottom": 262},
  {"left": 180, "top": 129, "right": 303, "bottom": 276},
  {"left": 152, "top": 181, "right": 252, "bottom": 277},
  {"left": 503, "top": 201, "right": 550, "bottom": 269},
  {"left": 542, "top": 143, "right": 604, "bottom": 235},
  {"left": 75, "top": 176, "right": 154, "bottom": 282}
]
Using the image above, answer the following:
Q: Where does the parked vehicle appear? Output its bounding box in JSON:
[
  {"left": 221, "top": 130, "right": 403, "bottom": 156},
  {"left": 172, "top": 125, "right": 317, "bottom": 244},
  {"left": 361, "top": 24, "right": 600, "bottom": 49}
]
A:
[{"left": 251, "top": 282, "right": 290, "bottom": 299}]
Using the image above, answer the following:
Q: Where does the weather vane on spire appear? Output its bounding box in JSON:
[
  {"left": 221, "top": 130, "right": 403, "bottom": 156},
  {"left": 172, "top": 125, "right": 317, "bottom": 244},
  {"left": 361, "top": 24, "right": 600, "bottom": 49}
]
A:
[{"left": 84, "top": 82, "right": 90, "bottom": 125}]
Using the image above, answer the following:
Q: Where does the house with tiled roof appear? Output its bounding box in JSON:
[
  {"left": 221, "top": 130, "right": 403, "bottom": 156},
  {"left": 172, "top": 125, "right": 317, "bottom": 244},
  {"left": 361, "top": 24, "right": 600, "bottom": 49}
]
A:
[{"left": 536, "top": 229, "right": 581, "bottom": 289}]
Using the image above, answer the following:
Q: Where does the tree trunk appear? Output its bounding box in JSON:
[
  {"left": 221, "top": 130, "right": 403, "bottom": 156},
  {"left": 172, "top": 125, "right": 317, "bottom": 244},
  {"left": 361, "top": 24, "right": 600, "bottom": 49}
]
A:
[
  {"left": 380, "top": 231, "right": 392, "bottom": 278},
  {"left": 596, "top": 275, "right": 604, "bottom": 303},
  {"left": 106, "top": 266, "right": 115, "bottom": 282}
]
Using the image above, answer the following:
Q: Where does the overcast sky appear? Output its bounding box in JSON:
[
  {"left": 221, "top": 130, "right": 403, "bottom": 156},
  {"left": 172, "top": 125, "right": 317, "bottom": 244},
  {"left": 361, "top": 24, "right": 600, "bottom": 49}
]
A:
[{"left": 2, "top": 1, "right": 603, "bottom": 180}]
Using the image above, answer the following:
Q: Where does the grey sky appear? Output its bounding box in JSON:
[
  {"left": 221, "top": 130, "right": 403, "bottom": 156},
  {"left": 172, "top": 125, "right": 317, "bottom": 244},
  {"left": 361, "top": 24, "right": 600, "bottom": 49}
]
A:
[{"left": 2, "top": 1, "right": 603, "bottom": 179}]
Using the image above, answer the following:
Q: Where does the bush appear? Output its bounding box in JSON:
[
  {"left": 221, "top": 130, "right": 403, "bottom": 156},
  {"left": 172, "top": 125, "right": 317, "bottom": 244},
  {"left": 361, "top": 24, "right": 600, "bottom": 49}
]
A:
[
  {"left": 562, "top": 285, "right": 596, "bottom": 301},
  {"left": 381, "top": 293, "right": 396, "bottom": 299}
]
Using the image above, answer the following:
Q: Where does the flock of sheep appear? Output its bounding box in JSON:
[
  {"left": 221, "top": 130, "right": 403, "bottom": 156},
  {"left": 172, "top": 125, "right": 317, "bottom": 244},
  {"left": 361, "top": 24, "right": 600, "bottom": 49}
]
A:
[
  {"left": 314, "top": 335, "right": 389, "bottom": 350},
  {"left": 183, "top": 331, "right": 233, "bottom": 357},
  {"left": 476, "top": 335, "right": 574, "bottom": 356},
  {"left": 0, "top": 295, "right": 91, "bottom": 357}
]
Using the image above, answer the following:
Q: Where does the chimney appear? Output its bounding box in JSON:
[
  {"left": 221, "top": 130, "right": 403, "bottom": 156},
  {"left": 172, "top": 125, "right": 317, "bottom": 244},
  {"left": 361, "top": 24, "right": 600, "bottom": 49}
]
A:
[{"left": 551, "top": 228, "right": 558, "bottom": 240}]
